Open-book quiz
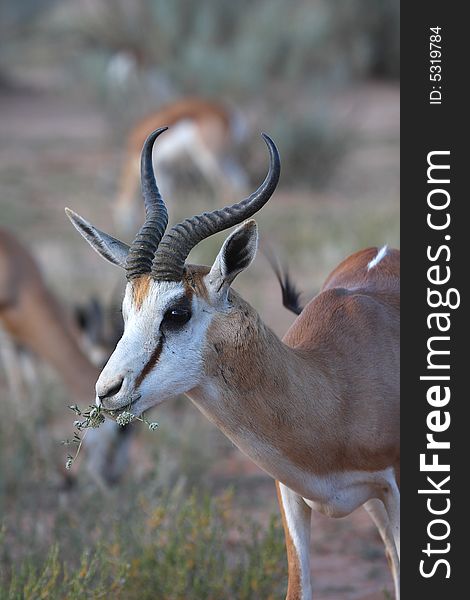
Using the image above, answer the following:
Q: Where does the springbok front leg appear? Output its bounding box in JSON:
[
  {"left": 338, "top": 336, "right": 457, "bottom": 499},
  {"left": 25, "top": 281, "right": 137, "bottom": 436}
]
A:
[
  {"left": 382, "top": 474, "right": 401, "bottom": 561},
  {"left": 364, "top": 498, "right": 400, "bottom": 599},
  {"left": 276, "top": 481, "right": 313, "bottom": 600}
]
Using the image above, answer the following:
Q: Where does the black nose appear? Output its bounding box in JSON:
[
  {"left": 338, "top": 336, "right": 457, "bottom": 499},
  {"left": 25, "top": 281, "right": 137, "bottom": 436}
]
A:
[{"left": 98, "top": 378, "right": 124, "bottom": 400}]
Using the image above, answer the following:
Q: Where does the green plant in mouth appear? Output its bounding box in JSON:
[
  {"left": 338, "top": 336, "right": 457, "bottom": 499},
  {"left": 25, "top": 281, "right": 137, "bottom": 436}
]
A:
[
  {"left": 114, "top": 410, "right": 136, "bottom": 426},
  {"left": 63, "top": 404, "right": 158, "bottom": 470}
]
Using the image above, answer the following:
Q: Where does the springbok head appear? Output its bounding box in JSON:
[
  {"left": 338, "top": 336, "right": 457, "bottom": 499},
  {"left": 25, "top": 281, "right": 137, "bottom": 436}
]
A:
[{"left": 66, "top": 128, "right": 280, "bottom": 416}]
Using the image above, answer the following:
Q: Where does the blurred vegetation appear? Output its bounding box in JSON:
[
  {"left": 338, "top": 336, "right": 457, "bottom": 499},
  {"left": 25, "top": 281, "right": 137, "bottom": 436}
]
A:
[
  {"left": 2, "top": 0, "right": 399, "bottom": 188},
  {"left": 0, "top": 0, "right": 57, "bottom": 38},
  {"left": 64, "top": 0, "right": 399, "bottom": 92},
  {"left": 0, "top": 391, "right": 285, "bottom": 599},
  {"left": 0, "top": 491, "right": 285, "bottom": 599},
  {"left": 66, "top": 0, "right": 398, "bottom": 185}
]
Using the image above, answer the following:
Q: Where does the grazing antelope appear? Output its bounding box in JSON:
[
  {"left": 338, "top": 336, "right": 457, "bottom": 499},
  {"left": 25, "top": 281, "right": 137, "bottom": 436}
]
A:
[
  {"left": 114, "top": 97, "right": 247, "bottom": 235},
  {"left": 67, "top": 128, "right": 400, "bottom": 599},
  {"left": 0, "top": 228, "right": 131, "bottom": 485},
  {"left": 74, "top": 296, "right": 124, "bottom": 369}
]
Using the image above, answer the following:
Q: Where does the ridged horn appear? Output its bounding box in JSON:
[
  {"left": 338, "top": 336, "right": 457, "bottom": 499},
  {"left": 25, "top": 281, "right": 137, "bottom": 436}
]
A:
[
  {"left": 125, "top": 127, "right": 169, "bottom": 280},
  {"left": 151, "top": 133, "right": 280, "bottom": 281}
]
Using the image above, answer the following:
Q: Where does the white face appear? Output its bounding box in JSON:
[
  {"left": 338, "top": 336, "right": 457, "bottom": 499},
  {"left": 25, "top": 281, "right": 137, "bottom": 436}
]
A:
[
  {"left": 66, "top": 216, "right": 259, "bottom": 417},
  {"left": 95, "top": 278, "right": 214, "bottom": 416}
]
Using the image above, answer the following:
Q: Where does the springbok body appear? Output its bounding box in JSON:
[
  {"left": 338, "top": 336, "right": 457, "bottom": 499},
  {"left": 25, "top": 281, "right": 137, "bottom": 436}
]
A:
[
  {"left": 67, "top": 128, "right": 400, "bottom": 599},
  {"left": 0, "top": 228, "right": 131, "bottom": 484},
  {"left": 114, "top": 98, "right": 247, "bottom": 235}
]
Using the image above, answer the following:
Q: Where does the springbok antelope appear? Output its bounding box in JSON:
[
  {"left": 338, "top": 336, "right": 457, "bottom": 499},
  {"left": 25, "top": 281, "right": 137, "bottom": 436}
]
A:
[
  {"left": 114, "top": 97, "right": 247, "bottom": 235},
  {"left": 0, "top": 228, "right": 131, "bottom": 485},
  {"left": 74, "top": 296, "right": 124, "bottom": 369},
  {"left": 66, "top": 128, "right": 400, "bottom": 599}
]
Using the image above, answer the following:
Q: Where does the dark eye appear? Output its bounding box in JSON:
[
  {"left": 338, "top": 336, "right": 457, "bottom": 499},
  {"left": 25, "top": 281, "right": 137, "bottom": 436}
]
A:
[{"left": 163, "top": 307, "right": 192, "bottom": 327}]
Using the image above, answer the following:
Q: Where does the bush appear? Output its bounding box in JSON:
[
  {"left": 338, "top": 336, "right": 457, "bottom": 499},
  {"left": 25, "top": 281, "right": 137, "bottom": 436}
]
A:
[
  {"left": 0, "top": 491, "right": 287, "bottom": 599},
  {"left": 65, "top": 0, "right": 399, "bottom": 97},
  {"left": 41, "top": 0, "right": 398, "bottom": 187}
]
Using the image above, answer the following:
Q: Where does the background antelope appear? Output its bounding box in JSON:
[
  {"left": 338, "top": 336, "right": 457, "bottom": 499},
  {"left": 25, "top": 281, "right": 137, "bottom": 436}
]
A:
[
  {"left": 67, "top": 128, "right": 400, "bottom": 599},
  {"left": 0, "top": 228, "right": 131, "bottom": 485},
  {"left": 114, "top": 97, "right": 248, "bottom": 236}
]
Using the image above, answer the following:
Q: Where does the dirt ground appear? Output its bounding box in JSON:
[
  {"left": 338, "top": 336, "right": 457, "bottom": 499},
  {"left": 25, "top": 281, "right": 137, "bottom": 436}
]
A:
[{"left": 0, "top": 81, "right": 398, "bottom": 598}]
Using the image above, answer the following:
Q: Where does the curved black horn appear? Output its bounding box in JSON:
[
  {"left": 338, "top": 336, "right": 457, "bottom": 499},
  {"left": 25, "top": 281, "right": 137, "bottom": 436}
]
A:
[
  {"left": 151, "top": 133, "right": 280, "bottom": 281},
  {"left": 125, "top": 127, "right": 169, "bottom": 280}
]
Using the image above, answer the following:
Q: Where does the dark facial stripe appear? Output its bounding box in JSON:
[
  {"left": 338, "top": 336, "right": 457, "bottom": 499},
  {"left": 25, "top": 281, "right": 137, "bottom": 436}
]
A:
[{"left": 135, "top": 338, "right": 163, "bottom": 388}]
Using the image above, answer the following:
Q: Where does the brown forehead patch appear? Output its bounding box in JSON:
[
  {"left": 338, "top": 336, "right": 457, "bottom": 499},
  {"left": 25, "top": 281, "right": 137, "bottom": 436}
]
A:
[
  {"left": 131, "top": 275, "right": 152, "bottom": 309},
  {"left": 182, "top": 264, "right": 211, "bottom": 301},
  {"left": 132, "top": 266, "right": 210, "bottom": 309}
]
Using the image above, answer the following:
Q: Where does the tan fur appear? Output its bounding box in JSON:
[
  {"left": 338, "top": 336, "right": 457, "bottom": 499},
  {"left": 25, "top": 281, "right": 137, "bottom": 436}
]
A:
[
  {"left": 0, "top": 228, "right": 135, "bottom": 485},
  {"left": 182, "top": 265, "right": 210, "bottom": 300},
  {"left": 0, "top": 228, "right": 100, "bottom": 401},
  {"left": 127, "top": 98, "right": 231, "bottom": 153},
  {"left": 322, "top": 247, "right": 400, "bottom": 296},
  {"left": 131, "top": 275, "right": 152, "bottom": 310},
  {"left": 198, "top": 248, "right": 399, "bottom": 477},
  {"left": 184, "top": 248, "right": 400, "bottom": 597},
  {"left": 130, "top": 268, "right": 210, "bottom": 311}
]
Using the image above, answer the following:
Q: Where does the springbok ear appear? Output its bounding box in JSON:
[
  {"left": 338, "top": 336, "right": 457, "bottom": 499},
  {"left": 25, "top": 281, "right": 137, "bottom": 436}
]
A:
[
  {"left": 65, "top": 208, "right": 130, "bottom": 268},
  {"left": 208, "top": 220, "right": 258, "bottom": 293}
]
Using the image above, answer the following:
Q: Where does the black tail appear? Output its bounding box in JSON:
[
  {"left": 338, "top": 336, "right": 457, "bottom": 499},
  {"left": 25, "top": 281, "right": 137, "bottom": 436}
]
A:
[{"left": 262, "top": 244, "right": 304, "bottom": 316}]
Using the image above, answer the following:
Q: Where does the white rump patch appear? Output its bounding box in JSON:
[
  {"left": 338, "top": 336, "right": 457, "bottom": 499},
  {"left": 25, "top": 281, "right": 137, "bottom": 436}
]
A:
[
  {"left": 154, "top": 120, "right": 197, "bottom": 163},
  {"left": 367, "top": 245, "right": 388, "bottom": 270}
]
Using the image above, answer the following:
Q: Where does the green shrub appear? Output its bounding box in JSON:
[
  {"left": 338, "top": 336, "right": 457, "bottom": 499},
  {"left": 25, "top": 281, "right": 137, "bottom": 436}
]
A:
[
  {"left": 0, "top": 491, "right": 286, "bottom": 599},
  {"left": 66, "top": 0, "right": 399, "bottom": 94},
  {"left": 42, "top": 0, "right": 398, "bottom": 187}
]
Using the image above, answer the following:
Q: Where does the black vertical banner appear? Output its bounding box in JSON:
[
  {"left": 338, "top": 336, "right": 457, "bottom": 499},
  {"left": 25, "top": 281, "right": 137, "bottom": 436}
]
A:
[{"left": 401, "top": 3, "right": 466, "bottom": 598}]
